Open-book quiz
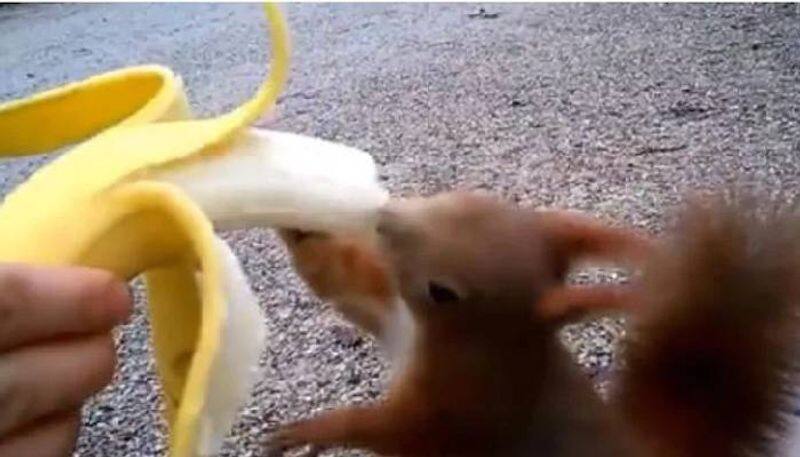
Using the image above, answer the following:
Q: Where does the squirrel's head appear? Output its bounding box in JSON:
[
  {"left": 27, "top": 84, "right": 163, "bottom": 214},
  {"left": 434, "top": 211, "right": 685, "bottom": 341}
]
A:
[{"left": 376, "top": 191, "right": 560, "bottom": 328}]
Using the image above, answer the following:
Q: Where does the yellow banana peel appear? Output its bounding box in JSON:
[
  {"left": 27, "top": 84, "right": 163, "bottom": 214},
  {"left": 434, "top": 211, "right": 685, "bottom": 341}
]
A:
[{"left": 0, "top": 4, "right": 388, "bottom": 457}]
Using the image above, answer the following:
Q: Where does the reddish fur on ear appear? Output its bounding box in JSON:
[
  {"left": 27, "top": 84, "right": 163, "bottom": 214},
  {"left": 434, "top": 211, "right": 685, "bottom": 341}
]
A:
[
  {"left": 535, "top": 210, "right": 654, "bottom": 278},
  {"left": 530, "top": 210, "right": 653, "bottom": 322},
  {"left": 537, "top": 283, "right": 639, "bottom": 322}
]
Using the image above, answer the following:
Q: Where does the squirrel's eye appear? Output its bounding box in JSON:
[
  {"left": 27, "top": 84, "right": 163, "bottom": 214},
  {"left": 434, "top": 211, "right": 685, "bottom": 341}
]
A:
[{"left": 428, "top": 281, "right": 460, "bottom": 304}]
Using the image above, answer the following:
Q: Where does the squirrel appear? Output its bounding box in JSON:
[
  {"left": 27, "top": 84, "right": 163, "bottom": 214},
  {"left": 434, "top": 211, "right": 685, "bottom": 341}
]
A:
[
  {"left": 276, "top": 193, "right": 651, "bottom": 355},
  {"left": 271, "top": 190, "right": 800, "bottom": 456}
]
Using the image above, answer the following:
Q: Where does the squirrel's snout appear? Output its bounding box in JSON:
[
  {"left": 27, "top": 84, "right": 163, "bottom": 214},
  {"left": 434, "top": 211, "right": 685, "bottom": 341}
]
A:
[{"left": 376, "top": 204, "right": 402, "bottom": 239}]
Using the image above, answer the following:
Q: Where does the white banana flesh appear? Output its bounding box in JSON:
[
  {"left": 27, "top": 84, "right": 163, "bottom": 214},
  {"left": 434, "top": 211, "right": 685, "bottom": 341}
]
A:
[
  {"left": 197, "top": 238, "right": 265, "bottom": 456},
  {"left": 153, "top": 128, "right": 390, "bottom": 234}
]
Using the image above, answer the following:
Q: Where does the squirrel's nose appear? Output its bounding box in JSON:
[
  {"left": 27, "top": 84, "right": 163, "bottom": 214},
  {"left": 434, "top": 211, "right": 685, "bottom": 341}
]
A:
[
  {"left": 375, "top": 198, "right": 420, "bottom": 245},
  {"left": 376, "top": 204, "right": 400, "bottom": 239}
]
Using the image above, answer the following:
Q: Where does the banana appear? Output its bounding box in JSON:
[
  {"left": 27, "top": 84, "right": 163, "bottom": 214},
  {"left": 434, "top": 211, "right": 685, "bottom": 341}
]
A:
[{"left": 0, "top": 4, "right": 388, "bottom": 457}]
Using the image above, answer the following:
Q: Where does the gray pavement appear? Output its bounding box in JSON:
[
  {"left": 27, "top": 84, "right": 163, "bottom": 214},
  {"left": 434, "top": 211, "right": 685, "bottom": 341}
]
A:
[{"left": 1, "top": 3, "right": 799, "bottom": 456}]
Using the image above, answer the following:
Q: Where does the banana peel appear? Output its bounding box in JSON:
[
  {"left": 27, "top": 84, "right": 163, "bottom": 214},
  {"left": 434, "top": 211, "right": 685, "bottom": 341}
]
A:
[{"left": 0, "top": 4, "right": 388, "bottom": 457}]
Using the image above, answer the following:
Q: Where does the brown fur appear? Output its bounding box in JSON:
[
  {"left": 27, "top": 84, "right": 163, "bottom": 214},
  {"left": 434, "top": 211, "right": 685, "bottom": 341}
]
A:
[
  {"left": 273, "top": 190, "right": 800, "bottom": 457},
  {"left": 616, "top": 193, "right": 800, "bottom": 457},
  {"left": 279, "top": 229, "right": 394, "bottom": 336},
  {"left": 280, "top": 194, "right": 653, "bottom": 339},
  {"left": 272, "top": 192, "right": 649, "bottom": 456}
]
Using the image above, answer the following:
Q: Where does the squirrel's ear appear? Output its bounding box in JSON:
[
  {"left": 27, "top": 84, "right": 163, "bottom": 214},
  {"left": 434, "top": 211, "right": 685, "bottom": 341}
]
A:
[
  {"left": 533, "top": 209, "right": 655, "bottom": 278},
  {"left": 535, "top": 283, "right": 640, "bottom": 325}
]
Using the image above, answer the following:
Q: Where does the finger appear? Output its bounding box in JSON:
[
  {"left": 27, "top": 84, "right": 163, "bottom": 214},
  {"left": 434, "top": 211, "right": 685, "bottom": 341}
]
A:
[
  {"left": 0, "top": 333, "right": 115, "bottom": 436},
  {"left": 0, "top": 410, "right": 80, "bottom": 457},
  {"left": 0, "top": 263, "right": 132, "bottom": 351}
]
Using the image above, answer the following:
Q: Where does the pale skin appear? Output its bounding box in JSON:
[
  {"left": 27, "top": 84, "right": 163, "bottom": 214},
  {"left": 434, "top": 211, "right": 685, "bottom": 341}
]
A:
[{"left": 0, "top": 263, "right": 131, "bottom": 457}]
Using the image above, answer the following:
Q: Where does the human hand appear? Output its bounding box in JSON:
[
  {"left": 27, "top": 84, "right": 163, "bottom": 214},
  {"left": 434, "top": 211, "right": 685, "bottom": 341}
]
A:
[{"left": 0, "top": 264, "right": 131, "bottom": 457}]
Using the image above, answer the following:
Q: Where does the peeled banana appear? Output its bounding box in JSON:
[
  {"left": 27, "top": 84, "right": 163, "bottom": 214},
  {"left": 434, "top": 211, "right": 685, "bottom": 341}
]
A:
[{"left": 0, "top": 4, "right": 387, "bottom": 457}]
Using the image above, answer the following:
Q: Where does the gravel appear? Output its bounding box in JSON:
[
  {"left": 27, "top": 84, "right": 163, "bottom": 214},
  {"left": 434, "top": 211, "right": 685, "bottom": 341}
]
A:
[{"left": 1, "top": 3, "right": 799, "bottom": 456}]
